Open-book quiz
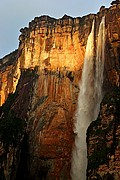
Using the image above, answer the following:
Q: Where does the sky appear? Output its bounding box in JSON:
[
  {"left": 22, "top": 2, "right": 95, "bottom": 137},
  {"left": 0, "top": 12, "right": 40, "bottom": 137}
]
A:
[{"left": 0, "top": 0, "right": 112, "bottom": 58}]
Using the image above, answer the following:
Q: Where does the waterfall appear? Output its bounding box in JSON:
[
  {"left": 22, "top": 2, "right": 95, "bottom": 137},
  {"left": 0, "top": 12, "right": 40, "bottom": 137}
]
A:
[
  {"left": 94, "top": 16, "right": 105, "bottom": 118},
  {"left": 71, "top": 17, "right": 105, "bottom": 180}
]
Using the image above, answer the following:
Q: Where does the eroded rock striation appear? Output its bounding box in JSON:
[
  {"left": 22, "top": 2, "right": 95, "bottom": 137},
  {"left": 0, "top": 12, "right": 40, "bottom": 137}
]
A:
[{"left": 0, "top": 3, "right": 120, "bottom": 180}]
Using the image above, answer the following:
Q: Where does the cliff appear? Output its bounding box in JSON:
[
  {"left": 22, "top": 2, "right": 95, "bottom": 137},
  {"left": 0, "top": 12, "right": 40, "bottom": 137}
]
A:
[
  {"left": 0, "top": 3, "right": 120, "bottom": 180},
  {"left": 87, "top": 87, "right": 120, "bottom": 179}
]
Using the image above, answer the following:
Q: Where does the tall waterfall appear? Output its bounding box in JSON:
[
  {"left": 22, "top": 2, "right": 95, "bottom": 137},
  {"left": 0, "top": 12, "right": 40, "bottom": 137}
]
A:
[{"left": 71, "top": 17, "right": 105, "bottom": 180}]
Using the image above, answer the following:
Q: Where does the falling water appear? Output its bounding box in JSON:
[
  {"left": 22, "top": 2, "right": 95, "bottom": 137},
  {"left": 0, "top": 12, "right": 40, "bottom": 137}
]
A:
[
  {"left": 71, "top": 17, "right": 105, "bottom": 180},
  {"left": 94, "top": 16, "right": 105, "bottom": 118}
]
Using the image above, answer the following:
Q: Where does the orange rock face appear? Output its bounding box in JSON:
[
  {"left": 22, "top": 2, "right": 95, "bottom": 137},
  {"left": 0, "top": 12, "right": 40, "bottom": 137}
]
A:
[
  {"left": 17, "top": 14, "right": 96, "bottom": 179},
  {"left": 0, "top": 4, "right": 120, "bottom": 180},
  {"left": 1, "top": 14, "right": 94, "bottom": 179},
  {"left": 19, "top": 15, "right": 87, "bottom": 71}
]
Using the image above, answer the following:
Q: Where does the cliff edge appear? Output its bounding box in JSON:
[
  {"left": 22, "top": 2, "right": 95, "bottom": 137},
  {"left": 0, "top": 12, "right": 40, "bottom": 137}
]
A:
[{"left": 0, "top": 3, "right": 120, "bottom": 180}]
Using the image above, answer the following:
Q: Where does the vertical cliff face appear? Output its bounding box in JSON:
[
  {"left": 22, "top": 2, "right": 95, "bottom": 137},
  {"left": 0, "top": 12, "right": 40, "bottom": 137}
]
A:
[
  {"left": 19, "top": 15, "right": 85, "bottom": 70},
  {"left": 0, "top": 14, "right": 96, "bottom": 107},
  {"left": 87, "top": 87, "right": 120, "bottom": 179},
  {"left": 87, "top": 4, "right": 120, "bottom": 180},
  {"left": 0, "top": 68, "right": 37, "bottom": 180},
  {"left": 0, "top": 13, "right": 95, "bottom": 180},
  {"left": 18, "top": 14, "right": 95, "bottom": 180},
  {"left": 0, "top": 50, "right": 21, "bottom": 106},
  {"left": 104, "top": 5, "right": 120, "bottom": 88},
  {"left": 0, "top": 3, "right": 120, "bottom": 180}
]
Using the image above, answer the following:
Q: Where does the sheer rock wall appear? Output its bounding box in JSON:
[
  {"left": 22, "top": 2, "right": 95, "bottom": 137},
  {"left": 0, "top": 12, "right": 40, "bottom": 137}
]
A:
[{"left": 0, "top": 4, "right": 120, "bottom": 179}]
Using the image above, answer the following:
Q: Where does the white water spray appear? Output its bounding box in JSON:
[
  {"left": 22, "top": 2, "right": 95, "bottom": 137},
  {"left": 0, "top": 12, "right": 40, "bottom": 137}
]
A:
[
  {"left": 94, "top": 16, "right": 105, "bottom": 117},
  {"left": 71, "top": 17, "right": 105, "bottom": 180}
]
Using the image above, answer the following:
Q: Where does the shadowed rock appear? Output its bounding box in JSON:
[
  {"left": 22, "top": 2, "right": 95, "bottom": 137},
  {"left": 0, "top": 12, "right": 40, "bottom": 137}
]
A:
[{"left": 111, "top": 0, "right": 120, "bottom": 5}]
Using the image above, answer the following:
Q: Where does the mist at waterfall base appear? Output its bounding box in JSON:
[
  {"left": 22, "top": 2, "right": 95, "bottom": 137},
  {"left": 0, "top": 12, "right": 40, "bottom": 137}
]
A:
[{"left": 71, "top": 17, "right": 105, "bottom": 180}]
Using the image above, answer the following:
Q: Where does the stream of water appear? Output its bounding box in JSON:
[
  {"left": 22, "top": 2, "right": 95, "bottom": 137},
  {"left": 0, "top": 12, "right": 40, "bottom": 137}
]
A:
[{"left": 71, "top": 17, "right": 105, "bottom": 180}]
